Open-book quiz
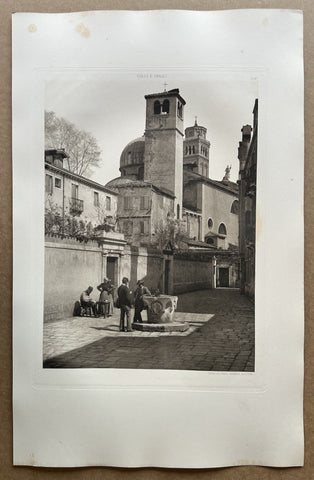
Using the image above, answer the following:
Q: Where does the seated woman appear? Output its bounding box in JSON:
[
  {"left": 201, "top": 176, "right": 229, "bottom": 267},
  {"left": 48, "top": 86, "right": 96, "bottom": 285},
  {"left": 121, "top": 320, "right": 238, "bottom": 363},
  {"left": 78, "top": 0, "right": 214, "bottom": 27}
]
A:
[{"left": 97, "top": 277, "right": 113, "bottom": 317}]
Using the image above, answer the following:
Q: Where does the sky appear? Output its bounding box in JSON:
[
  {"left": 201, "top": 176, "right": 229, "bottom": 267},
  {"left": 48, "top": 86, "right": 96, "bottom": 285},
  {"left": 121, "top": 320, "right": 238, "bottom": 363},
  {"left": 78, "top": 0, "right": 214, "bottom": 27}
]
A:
[{"left": 45, "top": 71, "right": 258, "bottom": 185}]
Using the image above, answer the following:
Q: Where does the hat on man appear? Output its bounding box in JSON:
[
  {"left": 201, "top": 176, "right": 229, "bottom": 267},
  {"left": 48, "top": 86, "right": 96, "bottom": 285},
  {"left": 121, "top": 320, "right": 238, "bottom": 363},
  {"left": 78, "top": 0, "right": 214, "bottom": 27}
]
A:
[{"left": 137, "top": 279, "right": 144, "bottom": 285}]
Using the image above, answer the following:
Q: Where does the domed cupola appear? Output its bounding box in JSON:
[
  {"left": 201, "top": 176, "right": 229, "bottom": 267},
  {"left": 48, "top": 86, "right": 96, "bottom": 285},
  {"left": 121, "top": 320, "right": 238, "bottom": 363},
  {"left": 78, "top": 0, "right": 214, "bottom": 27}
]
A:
[{"left": 120, "top": 136, "right": 145, "bottom": 180}]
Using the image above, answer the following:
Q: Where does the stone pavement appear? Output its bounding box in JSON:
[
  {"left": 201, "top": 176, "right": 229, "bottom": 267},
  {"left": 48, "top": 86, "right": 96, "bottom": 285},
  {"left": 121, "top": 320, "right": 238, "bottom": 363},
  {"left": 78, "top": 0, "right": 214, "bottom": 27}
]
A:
[{"left": 43, "top": 289, "right": 254, "bottom": 371}]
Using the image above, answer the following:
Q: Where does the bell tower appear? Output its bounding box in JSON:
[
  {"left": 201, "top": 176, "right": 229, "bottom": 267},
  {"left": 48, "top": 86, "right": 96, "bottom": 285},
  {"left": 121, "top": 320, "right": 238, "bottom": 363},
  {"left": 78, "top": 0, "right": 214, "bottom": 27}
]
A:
[
  {"left": 183, "top": 118, "right": 211, "bottom": 177},
  {"left": 144, "top": 88, "right": 186, "bottom": 218}
]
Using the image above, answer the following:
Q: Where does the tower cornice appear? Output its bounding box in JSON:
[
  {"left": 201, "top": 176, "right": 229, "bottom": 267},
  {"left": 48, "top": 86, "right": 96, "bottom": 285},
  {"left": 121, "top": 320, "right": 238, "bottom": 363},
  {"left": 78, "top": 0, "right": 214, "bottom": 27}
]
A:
[
  {"left": 145, "top": 89, "right": 186, "bottom": 106},
  {"left": 145, "top": 127, "right": 184, "bottom": 137}
]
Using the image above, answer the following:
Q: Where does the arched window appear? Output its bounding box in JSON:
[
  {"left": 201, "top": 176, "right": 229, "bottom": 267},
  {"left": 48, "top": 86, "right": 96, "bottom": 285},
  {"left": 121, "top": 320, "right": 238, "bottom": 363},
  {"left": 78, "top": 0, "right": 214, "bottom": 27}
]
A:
[
  {"left": 218, "top": 223, "right": 227, "bottom": 236},
  {"left": 207, "top": 218, "right": 213, "bottom": 229},
  {"left": 189, "top": 146, "right": 191, "bottom": 155},
  {"left": 192, "top": 145, "right": 195, "bottom": 154},
  {"left": 177, "top": 102, "right": 183, "bottom": 118},
  {"left": 185, "top": 146, "right": 188, "bottom": 155},
  {"left": 231, "top": 200, "right": 239, "bottom": 214},
  {"left": 154, "top": 100, "right": 161, "bottom": 114},
  {"left": 162, "top": 99, "right": 170, "bottom": 114},
  {"left": 177, "top": 204, "right": 180, "bottom": 219},
  {"left": 127, "top": 152, "right": 132, "bottom": 164}
]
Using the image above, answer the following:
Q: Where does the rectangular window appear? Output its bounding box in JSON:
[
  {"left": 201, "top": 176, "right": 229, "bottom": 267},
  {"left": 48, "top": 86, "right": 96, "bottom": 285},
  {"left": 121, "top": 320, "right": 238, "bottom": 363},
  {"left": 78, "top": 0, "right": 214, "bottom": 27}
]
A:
[
  {"left": 140, "top": 195, "right": 149, "bottom": 210},
  {"left": 94, "top": 191, "right": 99, "bottom": 207},
  {"left": 106, "top": 196, "right": 111, "bottom": 210},
  {"left": 55, "top": 178, "right": 62, "bottom": 188},
  {"left": 124, "top": 196, "right": 132, "bottom": 210},
  {"left": 140, "top": 220, "right": 149, "bottom": 235},
  {"left": 71, "top": 184, "right": 78, "bottom": 199},
  {"left": 45, "top": 174, "right": 53, "bottom": 194}
]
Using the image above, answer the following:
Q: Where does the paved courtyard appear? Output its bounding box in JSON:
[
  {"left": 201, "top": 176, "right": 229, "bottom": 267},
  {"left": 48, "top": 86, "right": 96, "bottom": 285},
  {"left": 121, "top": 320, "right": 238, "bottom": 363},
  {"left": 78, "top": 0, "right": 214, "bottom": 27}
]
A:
[{"left": 43, "top": 288, "right": 254, "bottom": 371}]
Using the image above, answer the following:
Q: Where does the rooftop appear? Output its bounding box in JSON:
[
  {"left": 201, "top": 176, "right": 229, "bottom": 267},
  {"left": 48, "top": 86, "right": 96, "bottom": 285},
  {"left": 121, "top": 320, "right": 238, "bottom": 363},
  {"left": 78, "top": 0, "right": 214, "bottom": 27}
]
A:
[
  {"left": 45, "top": 162, "right": 117, "bottom": 196},
  {"left": 105, "top": 177, "right": 175, "bottom": 199},
  {"left": 145, "top": 88, "right": 186, "bottom": 105},
  {"left": 183, "top": 169, "right": 238, "bottom": 195}
]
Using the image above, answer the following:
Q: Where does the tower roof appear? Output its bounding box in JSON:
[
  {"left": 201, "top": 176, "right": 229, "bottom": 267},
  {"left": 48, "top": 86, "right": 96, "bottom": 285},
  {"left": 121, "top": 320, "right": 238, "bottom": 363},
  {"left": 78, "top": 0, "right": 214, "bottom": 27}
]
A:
[
  {"left": 145, "top": 88, "right": 186, "bottom": 105},
  {"left": 184, "top": 123, "right": 209, "bottom": 142}
]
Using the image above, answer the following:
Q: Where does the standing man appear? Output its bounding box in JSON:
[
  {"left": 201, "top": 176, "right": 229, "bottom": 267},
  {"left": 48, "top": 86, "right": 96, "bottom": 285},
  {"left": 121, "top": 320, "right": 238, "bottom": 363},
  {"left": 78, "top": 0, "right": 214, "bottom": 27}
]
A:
[
  {"left": 117, "top": 277, "right": 133, "bottom": 332},
  {"left": 133, "top": 280, "right": 151, "bottom": 323}
]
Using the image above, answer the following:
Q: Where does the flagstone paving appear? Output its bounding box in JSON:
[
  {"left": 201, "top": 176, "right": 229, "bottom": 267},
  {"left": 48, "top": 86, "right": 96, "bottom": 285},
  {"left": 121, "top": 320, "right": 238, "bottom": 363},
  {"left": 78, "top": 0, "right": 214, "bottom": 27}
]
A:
[{"left": 43, "top": 289, "right": 254, "bottom": 371}]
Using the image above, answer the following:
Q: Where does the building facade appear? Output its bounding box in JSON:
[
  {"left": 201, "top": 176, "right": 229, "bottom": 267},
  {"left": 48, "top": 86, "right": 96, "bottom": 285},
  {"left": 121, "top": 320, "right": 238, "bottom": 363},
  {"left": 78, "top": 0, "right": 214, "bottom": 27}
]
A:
[
  {"left": 45, "top": 149, "right": 118, "bottom": 231},
  {"left": 238, "top": 99, "right": 258, "bottom": 298},
  {"left": 106, "top": 88, "right": 239, "bottom": 253}
]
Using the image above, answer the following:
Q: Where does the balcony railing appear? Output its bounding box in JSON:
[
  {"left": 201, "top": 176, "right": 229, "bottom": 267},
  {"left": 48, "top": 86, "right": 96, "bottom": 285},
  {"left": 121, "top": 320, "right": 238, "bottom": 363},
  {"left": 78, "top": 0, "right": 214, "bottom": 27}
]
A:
[{"left": 70, "top": 197, "right": 84, "bottom": 215}]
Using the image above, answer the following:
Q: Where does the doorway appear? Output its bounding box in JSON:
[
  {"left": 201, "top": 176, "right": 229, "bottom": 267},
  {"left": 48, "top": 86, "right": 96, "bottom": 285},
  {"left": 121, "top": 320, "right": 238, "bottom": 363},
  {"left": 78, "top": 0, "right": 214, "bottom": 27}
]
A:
[
  {"left": 106, "top": 257, "right": 118, "bottom": 286},
  {"left": 218, "top": 267, "right": 229, "bottom": 287}
]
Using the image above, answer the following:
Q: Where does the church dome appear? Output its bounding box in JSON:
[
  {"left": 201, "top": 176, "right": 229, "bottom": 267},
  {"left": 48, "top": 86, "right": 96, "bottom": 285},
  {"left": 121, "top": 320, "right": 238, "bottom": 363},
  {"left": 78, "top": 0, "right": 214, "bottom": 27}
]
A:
[{"left": 120, "top": 136, "right": 145, "bottom": 169}]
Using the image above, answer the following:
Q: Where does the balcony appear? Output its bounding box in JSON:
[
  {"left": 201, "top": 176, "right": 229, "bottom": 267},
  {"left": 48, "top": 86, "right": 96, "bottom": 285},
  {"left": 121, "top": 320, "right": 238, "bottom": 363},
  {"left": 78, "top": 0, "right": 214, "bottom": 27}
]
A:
[{"left": 70, "top": 197, "right": 84, "bottom": 216}]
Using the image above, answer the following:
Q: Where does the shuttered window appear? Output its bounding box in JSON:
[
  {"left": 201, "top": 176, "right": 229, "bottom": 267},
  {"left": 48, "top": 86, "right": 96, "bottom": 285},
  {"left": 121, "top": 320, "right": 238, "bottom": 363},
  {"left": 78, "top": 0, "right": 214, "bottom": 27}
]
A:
[{"left": 45, "top": 174, "right": 53, "bottom": 194}]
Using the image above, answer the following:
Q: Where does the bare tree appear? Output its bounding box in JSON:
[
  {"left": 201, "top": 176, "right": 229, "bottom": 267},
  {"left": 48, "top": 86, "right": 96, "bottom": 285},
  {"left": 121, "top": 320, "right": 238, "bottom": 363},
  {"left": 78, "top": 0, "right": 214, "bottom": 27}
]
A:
[
  {"left": 45, "top": 111, "right": 101, "bottom": 177},
  {"left": 153, "top": 217, "right": 189, "bottom": 250}
]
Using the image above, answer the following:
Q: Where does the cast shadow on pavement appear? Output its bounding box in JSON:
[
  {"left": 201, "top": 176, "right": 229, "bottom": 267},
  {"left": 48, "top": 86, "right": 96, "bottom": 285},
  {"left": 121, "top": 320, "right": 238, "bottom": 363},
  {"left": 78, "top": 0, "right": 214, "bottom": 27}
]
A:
[{"left": 90, "top": 325, "right": 119, "bottom": 332}]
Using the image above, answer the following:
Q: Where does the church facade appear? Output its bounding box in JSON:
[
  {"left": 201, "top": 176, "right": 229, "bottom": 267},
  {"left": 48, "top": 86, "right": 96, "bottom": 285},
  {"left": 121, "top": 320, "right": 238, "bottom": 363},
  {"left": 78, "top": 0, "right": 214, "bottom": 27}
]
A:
[{"left": 106, "top": 88, "right": 239, "bottom": 253}]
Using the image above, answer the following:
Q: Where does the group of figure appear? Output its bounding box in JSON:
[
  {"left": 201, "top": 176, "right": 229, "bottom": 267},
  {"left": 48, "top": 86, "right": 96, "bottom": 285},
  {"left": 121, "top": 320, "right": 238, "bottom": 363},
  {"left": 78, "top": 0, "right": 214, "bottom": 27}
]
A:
[
  {"left": 80, "top": 276, "right": 151, "bottom": 332},
  {"left": 80, "top": 277, "right": 114, "bottom": 317},
  {"left": 117, "top": 277, "right": 151, "bottom": 332}
]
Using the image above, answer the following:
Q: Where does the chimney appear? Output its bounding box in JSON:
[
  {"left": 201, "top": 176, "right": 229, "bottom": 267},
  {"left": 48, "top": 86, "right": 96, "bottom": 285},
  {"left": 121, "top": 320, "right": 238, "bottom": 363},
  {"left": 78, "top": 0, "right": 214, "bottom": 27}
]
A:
[{"left": 238, "top": 124, "right": 252, "bottom": 172}]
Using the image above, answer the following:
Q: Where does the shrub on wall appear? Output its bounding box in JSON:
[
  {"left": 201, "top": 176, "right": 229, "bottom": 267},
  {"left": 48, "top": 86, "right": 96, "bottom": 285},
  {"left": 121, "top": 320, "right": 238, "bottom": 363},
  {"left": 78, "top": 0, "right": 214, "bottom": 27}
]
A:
[{"left": 45, "top": 200, "right": 97, "bottom": 240}]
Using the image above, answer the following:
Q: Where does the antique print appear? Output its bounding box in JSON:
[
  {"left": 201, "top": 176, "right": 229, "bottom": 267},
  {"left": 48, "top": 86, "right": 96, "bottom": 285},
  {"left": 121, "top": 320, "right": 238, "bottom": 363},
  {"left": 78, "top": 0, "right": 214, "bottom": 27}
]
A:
[
  {"left": 43, "top": 74, "right": 257, "bottom": 371},
  {"left": 13, "top": 10, "right": 304, "bottom": 468}
]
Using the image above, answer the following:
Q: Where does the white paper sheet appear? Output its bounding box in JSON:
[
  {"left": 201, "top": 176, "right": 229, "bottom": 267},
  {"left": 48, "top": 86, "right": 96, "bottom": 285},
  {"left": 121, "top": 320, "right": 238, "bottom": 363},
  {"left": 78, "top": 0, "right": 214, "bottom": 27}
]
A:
[{"left": 12, "top": 9, "right": 304, "bottom": 468}]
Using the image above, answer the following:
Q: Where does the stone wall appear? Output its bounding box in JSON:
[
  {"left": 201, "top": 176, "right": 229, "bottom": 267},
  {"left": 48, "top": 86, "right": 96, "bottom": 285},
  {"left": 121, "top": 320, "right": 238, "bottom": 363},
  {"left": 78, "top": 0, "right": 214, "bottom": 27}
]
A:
[
  {"left": 44, "top": 236, "right": 104, "bottom": 322},
  {"left": 120, "top": 246, "right": 164, "bottom": 293},
  {"left": 44, "top": 239, "right": 165, "bottom": 322},
  {"left": 173, "top": 251, "right": 213, "bottom": 294},
  {"left": 44, "top": 236, "right": 238, "bottom": 322}
]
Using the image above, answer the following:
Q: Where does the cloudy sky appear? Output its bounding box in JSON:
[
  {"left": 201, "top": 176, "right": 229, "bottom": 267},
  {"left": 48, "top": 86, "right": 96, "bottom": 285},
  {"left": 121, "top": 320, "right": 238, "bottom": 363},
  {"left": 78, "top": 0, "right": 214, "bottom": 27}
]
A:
[{"left": 45, "top": 70, "right": 258, "bottom": 185}]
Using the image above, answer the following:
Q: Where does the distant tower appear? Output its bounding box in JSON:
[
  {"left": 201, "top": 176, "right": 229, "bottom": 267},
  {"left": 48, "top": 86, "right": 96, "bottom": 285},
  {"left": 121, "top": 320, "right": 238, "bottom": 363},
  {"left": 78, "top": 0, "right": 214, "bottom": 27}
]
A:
[
  {"left": 144, "top": 88, "right": 186, "bottom": 219},
  {"left": 183, "top": 118, "right": 210, "bottom": 177}
]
